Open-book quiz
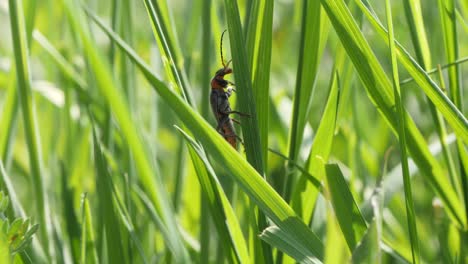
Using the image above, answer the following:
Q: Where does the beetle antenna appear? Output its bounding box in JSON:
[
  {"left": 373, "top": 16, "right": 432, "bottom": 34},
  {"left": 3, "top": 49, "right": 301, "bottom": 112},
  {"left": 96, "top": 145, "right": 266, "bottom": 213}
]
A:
[{"left": 220, "top": 30, "right": 227, "bottom": 68}]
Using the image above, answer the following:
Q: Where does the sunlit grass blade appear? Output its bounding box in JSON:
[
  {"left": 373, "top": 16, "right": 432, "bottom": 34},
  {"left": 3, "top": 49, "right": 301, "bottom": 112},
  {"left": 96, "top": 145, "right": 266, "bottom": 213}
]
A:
[
  {"left": 79, "top": 193, "right": 99, "bottom": 264},
  {"left": 0, "top": 73, "right": 18, "bottom": 164},
  {"left": 8, "top": 0, "right": 54, "bottom": 259},
  {"left": 91, "top": 125, "right": 125, "bottom": 263},
  {"left": 176, "top": 127, "right": 250, "bottom": 264},
  {"left": 87, "top": 7, "right": 325, "bottom": 261},
  {"left": 223, "top": 0, "right": 264, "bottom": 174},
  {"left": 285, "top": 0, "right": 326, "bottom": 201},
  {"left": 321, "top": 0, "right": 464, "bottom": 227},
  {"left": 245, "top": 0, "right": 273, "bottom": 172},
  {"left": 63, "top": 1, "right": 190, "bottom": 262},
  {"left": 351, "top": 186, "right": 383, "bottom": 263},
  {"left": 223, "top": 1, "right": 270, "bottom": 262},
  {"left": 292, "top": 70, "right": 339, "bottom": 223},
  {"left": 260, "top": 225, "right": 322, "bottom": 264},
  {"left": 141, "top": 0, "right": 194, "bottom": 105},
  {"left": 386, "top": 1, "right": 420, "bottom": 262},
  {"left": 325, "top": 164, "right": 367, "bottom": 252}
]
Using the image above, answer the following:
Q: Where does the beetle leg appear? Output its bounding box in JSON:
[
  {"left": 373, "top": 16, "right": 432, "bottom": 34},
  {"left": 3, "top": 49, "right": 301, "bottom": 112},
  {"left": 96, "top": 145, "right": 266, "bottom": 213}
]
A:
[
  {"left": 231, "top": 118, "right": 241, "bottom": 125},
  {"left": 223, "top": 110, "right": 250, "bottom": 117}
]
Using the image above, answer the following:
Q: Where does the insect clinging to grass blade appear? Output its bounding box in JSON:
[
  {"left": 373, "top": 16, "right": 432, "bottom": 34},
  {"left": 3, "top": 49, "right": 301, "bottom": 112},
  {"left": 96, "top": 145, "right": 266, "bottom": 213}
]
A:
[{"left": 210, "top": 30, "right": 249, "bottom": 149}]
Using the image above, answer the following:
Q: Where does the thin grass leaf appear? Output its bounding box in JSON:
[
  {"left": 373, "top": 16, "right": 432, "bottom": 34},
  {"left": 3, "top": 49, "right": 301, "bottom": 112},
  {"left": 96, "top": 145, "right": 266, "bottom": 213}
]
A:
[
  {"left": 141, "top": 0, "right": 194, "bottom": 105},
  {"left": 8, "top": 0, "right": 54, "bottom": 259},
  {"left": 292, "top": 70, "right": 339, "bottom": 224},
  {"left": 0, "top": 73, "right": 18, "bottom": 165},
  {"left": 321, "top": 0, "right": 464, "bottom": 227},
  {"left": 385, "top": 1, "right": 419, "bottom": 262},
  {"left": 325, "top": 164, "right": 367, "bottom": 252},
  {"left": 223, "top": 0, "right": 264, "bottom": 174},
  {"left": 176, "top": 127, "right": 250, "bottom": 264},
  {"left": 88, "top": 8, "right": 325, "bottom": 261},
  {"left": 63, "top": 1, "right": 190, "bottom": 262},
  {"left": 91, "top": 124, "right": 126, "bottom": 263},
  {"left": 285, "top": 0, "right": 325, "bottom": 201},
  {"left": 80, "top": 193, "right": 99, "bottom": 264},
  {"left": 260, "top": 225, "right": 322, "bottom": 264},
  {"left": 223, "top": 1, "right": 271, "bottom": 262}
]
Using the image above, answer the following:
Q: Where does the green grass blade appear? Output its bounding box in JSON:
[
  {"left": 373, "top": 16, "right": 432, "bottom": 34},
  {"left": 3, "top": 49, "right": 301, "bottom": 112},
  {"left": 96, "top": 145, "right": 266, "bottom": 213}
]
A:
[
  {"left": 88, "top": 9, "right": 325, "bottom": 261},
  {"left": 320, "top": 0, "right": 464, "bottom": 227},
  {"left": 325, "top": 164, "right": 367, "bottom": 252},
  {"left": 0, "top": 73, "right": 18, "bottom": 165},
  {"left": 385, "top": 1, "right": 420, "bottom": 262},
  {"left": 141, "top": 0, "right": 194, "bottom": 105},
  {"left": 91, "top": 126, "right": 125, "bottom": 263},
  {"left": 288, "top": 0, "right": 324, "bottom": 162},
  {"left": 351, "top": 187, "right": 383, "bottom": 263},
  {"left": 246, "top": 0, "right": 273, "bottom": 172},
  {"left": 176, "top": 127, "right": 250, "bottom": 264},
  {"left": 223, "top": 1, "right": 271, "bottom": 262},
  {"left": 260, "top": 225, "right": 322, "bottom": 264},
  {"left": 63, "top": 1, "right": 190, "bottom": 262},
  {"left": 80, "top": 193, "right": 99, "bottom": 264},
  {"left": 8, "top": 0, "right": 54, "bottom": 259},
  {"left": 292, "top": 70, "right": 339, "bottom": 223},
  {"left": 286, "top": 0, "right": 325, "bottom": 201},
  {"left": 223, "top": 0, "right": 264, "bottom": 174}
]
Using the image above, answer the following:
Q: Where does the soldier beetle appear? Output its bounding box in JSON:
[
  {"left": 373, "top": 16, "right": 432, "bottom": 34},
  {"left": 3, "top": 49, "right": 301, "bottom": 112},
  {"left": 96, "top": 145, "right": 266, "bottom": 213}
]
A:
[{"left": 210, "top": 30, "right": 249, "bottom": 148}]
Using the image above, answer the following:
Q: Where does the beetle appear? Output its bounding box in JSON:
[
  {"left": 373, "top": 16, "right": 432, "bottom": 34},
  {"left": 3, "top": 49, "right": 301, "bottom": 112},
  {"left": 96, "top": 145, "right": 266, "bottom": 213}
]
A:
[{"left": 210, "top": 30, "right": 248, "bottom": 148}]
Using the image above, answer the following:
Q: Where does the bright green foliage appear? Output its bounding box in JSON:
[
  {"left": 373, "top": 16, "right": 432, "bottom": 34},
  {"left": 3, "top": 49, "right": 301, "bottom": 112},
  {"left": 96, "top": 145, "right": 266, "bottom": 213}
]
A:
[{"left": 1, "top": 0, "right": 467, "bottom": 263}]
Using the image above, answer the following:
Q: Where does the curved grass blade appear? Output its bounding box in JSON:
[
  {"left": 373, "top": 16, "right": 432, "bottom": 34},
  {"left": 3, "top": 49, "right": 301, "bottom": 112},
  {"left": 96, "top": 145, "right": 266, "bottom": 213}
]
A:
[{"left": 176, "top": 127, "right": 250, "bottom": 264}]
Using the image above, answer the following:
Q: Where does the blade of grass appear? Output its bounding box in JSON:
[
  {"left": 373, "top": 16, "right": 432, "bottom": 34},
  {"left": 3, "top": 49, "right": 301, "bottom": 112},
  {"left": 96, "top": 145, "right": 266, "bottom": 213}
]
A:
[
  {"left": 0, "top": 72, "right": 18, "bottom": 167},
  {"left": 63, "top": 1, "right": 190, "bottom": 262},
  {"left": 245, "top": 0, "right": 273, "bottom": 175},
  {"left": 79, "top": 193, "right": 99, "bottom": 264},
  {"left": 223, "top": 1, "right": 271, "bottom": 262},
  {"left": 88, "top": 9, "right": 325, "bottom": 261},
  {"left": 176, "top": 127, "right": 250, "bottom": 264},
  {"left": 223, "top": 0, "right": 264, "bottom": 174},
  {"left": 285, "top": 0, "right": 326, "bottom": 201},
  {"left": 141, "top": 0, "right": 194, "bottom": 105},
  {"left": 385, "top": 1, "right": 420, "bottom": 262},
  {"left": 292, "top": 70, "right": 340, "bottom": 224},
  {"left": 260, "top": 225, "right": 322, "bottom": 264},
  {"left": 321, "top": 0, "right": 464, "bottom": 227},
  {"left": 91, "top": 124, "right": 125, "bottom": 263},
  {"left": 325, "top": 164, "right": 367, "bottom": 252},
  {"left": 8, "top": 0, "right": 54, "bottom": 259}
]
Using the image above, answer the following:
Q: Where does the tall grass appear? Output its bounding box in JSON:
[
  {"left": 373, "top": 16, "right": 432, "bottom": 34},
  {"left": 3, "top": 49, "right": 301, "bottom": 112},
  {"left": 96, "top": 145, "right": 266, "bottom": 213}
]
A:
[{"left": 0, "top": 0, "right": 467, "bottom": 263}]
